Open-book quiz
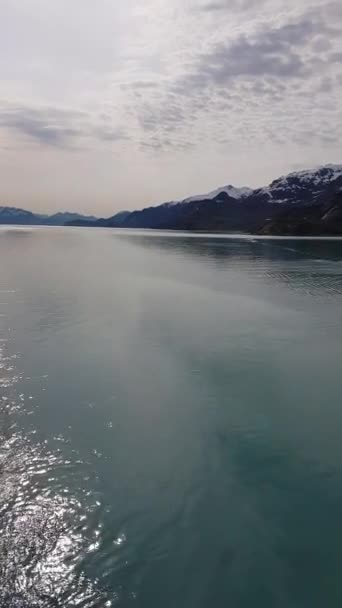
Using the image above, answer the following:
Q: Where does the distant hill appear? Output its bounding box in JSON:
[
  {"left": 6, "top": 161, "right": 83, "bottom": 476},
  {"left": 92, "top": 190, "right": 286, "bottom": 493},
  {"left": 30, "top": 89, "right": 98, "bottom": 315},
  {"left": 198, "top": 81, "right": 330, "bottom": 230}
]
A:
[
  {"left": 0, "top": 206, "right": 46, "bottom": 225},
  {"left": 1, "top": 165, "right": 342, "bottom": 235},
  {"left": 65, "top": 210, "right": 131, "bottom": 228},
  {"left": 45, "top": 212, "right": 98, "bottom": 226},
  {"left": 0, "top": 207, "right": 99, "bottom": 227}
]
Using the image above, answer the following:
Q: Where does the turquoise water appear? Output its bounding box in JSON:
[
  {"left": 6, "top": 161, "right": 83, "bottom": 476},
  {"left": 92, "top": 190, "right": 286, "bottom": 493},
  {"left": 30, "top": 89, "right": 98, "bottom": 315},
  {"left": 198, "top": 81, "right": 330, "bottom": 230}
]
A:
[{"left": 1, "top": 227, "right": 342, "bottom": 607}]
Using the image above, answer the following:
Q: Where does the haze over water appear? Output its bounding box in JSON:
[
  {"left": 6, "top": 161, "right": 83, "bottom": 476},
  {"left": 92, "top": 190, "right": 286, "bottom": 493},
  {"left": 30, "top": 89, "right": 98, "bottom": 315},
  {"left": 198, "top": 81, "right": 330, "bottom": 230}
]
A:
[{"left": 1, "top": 226, "right": 342, "bottom": 607}]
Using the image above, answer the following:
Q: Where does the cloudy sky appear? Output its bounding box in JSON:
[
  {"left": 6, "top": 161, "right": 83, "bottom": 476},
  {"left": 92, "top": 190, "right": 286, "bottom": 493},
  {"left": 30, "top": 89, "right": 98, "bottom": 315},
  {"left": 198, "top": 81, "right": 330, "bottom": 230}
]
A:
[{"left": 1, "top": 0, "right": 342, "bottom": 215}]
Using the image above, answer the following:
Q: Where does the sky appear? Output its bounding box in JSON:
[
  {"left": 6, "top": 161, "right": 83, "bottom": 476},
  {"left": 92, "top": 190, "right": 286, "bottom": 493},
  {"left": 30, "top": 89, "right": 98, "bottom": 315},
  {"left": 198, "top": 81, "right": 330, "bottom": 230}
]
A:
[{"left": 1, "top": 0, "right": 342, "bottom": 216}]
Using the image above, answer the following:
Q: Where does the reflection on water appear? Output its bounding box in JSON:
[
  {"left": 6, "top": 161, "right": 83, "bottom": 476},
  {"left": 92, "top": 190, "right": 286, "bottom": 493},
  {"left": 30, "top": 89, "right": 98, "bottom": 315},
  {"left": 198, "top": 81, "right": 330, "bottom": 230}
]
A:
[
  {"left": 119, "top": 231, "right": 342, "bottom": 291},
  {"left": 0, "top": 338, "right": 110, "bottom": 606},
  {"left": 1, "top": 227, "right": 342, "bottom": 608}
]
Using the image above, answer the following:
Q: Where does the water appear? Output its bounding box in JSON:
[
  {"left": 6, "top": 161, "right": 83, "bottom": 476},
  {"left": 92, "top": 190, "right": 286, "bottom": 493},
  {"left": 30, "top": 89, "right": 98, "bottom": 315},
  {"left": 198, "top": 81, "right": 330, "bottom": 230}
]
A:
[{"left": 1, "top": 227, "right": 342, "bottom": 607}]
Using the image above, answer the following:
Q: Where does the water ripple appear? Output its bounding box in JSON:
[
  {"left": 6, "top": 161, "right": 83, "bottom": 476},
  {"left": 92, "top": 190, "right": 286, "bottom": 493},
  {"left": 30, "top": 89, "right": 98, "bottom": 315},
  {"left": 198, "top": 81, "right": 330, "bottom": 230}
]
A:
[{"left": 0, "top": 337, "right": 112, "bottom": 606}]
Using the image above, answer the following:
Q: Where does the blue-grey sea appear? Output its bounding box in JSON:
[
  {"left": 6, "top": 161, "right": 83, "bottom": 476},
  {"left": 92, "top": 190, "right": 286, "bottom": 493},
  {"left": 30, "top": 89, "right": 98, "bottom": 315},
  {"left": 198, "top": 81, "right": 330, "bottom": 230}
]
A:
[{"left": 1, "top": 226, "right": 342, "bottom": 607}]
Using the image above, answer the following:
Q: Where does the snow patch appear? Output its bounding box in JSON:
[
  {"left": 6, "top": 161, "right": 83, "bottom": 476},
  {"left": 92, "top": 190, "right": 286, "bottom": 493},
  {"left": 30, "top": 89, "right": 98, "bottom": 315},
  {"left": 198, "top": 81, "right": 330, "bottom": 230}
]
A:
[
  {"left": 165, "top": 184, "right": 253, "bottom": 206},
  {"left": 259, "top": 164, "right": 342, "bottom": 203},
  {"left": 184, "top": 184, "right": 253, "bottom": 202}
]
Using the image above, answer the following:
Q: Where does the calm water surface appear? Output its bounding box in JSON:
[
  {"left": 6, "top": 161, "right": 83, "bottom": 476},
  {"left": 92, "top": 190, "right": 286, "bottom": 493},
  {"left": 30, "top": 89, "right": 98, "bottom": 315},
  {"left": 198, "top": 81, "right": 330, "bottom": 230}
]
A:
[{"left": 1, "top": 227, "right": 342, "bottom": 607}]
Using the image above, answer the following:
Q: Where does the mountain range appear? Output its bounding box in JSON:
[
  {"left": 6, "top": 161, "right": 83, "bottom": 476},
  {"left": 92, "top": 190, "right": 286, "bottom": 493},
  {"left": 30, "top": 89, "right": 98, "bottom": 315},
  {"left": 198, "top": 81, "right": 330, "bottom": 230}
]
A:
[
  {"left": 1, "top": 165, "right": 342, "bottom": 235},
  {"left": 0, "top": 208, "right": 97, "bottom": 226}
]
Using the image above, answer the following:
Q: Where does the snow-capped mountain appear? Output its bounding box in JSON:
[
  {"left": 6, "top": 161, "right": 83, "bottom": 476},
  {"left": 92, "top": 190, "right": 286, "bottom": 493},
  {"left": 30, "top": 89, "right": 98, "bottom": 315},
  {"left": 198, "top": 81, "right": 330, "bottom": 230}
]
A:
[
  {"left": 160, "top": 165, "right": 342, "bottom": 209},
  {"left": 258, "top": 164, "right": 342, "bottom": 204},
  {"left": 163, "top": 185, "right": 252, "bottom": 207},
  {"left": 182, "top": 184, "right": 253, "bottom": 203},
  {"left": 101, "top": 164, "right": 342, "bottom": 233}
]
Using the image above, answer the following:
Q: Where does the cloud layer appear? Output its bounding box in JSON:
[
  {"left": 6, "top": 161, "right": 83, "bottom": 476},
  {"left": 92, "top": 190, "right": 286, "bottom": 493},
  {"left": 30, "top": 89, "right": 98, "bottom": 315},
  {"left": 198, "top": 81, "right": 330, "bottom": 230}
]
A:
[
  {"left": 0, "top": 0, "right": 341, "bottom": 212},
  {"left": 0, "top": 102, "right": 126, "bottom": 147}
]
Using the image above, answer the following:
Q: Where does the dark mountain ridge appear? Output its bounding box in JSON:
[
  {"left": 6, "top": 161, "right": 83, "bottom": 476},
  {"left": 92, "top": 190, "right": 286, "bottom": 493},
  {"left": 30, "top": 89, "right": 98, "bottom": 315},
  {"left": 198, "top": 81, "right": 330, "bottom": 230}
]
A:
[
  {"left": 1, "top": 165, "right": 342, "bottom": 235},
  {"left": 89, "top": 164, "right": 342, "bottom": 235},
  {"left": 260, "top": 176, "right": 342, "bottom": 235}
]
